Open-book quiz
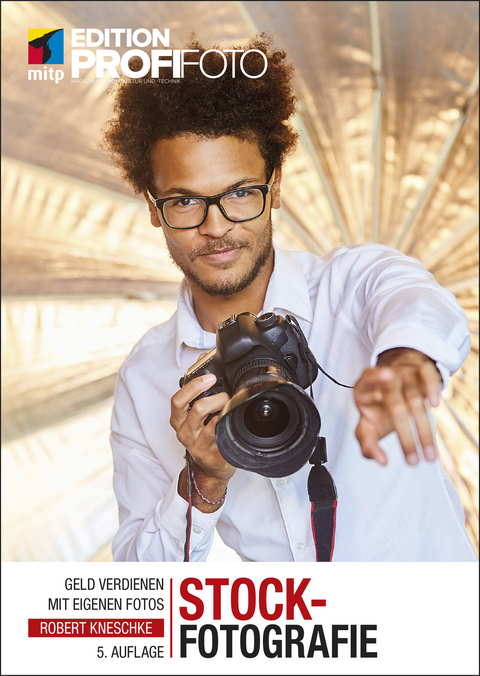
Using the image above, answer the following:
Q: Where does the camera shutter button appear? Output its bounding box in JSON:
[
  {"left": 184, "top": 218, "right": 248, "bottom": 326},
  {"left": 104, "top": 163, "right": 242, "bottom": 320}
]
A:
[{"left": 257, "top": 312, "right": 277, "bottom": 328}]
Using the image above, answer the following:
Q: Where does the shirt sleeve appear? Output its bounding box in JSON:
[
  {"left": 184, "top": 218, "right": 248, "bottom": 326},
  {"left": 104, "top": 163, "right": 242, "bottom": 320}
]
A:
[
  {"left": 334, "top": 244, "right": 471, "bottom": 385},
  {"left": 110, "top": 367, "right": 224, "bottom": 562}
]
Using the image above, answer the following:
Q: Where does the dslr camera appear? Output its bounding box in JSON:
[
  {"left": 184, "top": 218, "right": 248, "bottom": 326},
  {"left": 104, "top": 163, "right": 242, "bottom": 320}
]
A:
[{"left": 180, "top": 312, "right": 321, "bottom": 477}]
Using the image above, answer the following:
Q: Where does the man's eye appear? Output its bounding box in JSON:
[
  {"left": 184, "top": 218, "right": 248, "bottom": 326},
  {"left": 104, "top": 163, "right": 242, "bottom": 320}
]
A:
[
  {"left": 171, "top": 197, "right": 199, "bottom": 208},
  {"left": 229, "top": 189, "right": 253, "bottom": 199}
]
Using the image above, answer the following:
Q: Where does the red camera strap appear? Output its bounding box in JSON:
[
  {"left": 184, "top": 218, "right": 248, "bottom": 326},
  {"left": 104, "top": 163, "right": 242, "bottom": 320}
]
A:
[{"left": 307, "top": 437, "right": 337, "bottom": 562}]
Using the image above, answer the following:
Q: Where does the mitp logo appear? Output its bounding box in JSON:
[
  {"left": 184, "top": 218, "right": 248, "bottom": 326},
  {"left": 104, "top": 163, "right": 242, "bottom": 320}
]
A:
[{"left": 28, "top": 29, "right": 64, "bottom": 64}]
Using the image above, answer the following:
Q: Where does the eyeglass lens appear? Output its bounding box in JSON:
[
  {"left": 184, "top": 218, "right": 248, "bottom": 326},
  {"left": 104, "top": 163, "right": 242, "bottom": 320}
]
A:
[{"left": 163, "top": 187, "right": 265, "bottom": 228}]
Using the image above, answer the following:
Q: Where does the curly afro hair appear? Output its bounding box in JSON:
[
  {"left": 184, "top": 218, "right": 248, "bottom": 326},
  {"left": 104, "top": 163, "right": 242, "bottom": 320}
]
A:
[{"left": 101, "top": 33, "right": 298, "bottom": 194}]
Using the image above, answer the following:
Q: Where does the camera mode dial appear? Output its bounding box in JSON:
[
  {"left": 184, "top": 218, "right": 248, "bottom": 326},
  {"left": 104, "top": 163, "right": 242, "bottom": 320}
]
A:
[{"left": 256, "top": 312, "right": 277, "bottom": 328}]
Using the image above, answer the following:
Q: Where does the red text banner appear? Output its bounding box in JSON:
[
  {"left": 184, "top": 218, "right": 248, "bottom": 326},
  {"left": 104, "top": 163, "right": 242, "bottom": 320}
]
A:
[{"left": 28, "top": 619, "right": 164, "bottom": 638}]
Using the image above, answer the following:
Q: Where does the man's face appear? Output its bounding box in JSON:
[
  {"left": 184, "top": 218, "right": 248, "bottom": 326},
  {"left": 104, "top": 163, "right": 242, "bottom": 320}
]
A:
[{"left": 146, "top": 135, "right": 282, "bottom": 297}]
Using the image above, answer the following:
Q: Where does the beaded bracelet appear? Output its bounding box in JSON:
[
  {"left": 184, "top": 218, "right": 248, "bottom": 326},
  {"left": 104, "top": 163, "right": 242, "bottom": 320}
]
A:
[{"left": 190, "top": 468, "right": 227, "bottom": 506}]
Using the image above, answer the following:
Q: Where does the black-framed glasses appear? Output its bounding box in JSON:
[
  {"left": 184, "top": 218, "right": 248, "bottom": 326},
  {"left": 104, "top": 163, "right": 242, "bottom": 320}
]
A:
[{"left": 146, "top": 170, "right": 275, "bottom": 230}]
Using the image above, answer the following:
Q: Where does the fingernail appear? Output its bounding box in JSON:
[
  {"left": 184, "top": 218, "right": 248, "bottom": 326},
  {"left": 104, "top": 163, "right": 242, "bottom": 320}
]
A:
[
  {"left": 424, "top": 445, "right": 437, "bottom": 461},
  {"left": 429, "top": 392, "right": 440, "bottom": 407},
  {"left": 406, "top": 453, "right": 418, "bottom": 466},
  {"left": 202, "top": 374, "right": 216, "bottom": 384}
]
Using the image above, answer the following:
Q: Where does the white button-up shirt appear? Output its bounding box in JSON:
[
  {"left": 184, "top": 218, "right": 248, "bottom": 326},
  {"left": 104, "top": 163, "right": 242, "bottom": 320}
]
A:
[{"left": 110, "top": 243, "right": 477, "bottom": 562}]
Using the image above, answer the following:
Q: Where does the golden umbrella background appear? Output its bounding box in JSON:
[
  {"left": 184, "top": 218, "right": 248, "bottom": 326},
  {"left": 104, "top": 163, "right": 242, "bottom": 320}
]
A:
[{"left": 1, "top": 0, "right": 478, "bottom": 561}]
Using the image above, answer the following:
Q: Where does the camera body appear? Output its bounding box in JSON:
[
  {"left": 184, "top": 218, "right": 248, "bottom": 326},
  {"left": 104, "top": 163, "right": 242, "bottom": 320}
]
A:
[
  {"left": 180, "top": 312, "right": 321, "bottom": 477},
  {"left": 181, "top": 311, "right": 317, "bottom": 396}
]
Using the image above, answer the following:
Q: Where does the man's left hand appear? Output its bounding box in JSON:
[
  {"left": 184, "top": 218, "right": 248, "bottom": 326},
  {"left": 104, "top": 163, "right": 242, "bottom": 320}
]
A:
[{"left": 353, "top": 348, "right": 442, "bottom": 466}]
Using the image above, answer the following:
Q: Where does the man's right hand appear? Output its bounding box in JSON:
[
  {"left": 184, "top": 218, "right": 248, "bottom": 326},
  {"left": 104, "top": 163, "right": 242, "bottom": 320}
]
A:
[{"left": 170, "top": 370, "right": 236, "bottom": 511}]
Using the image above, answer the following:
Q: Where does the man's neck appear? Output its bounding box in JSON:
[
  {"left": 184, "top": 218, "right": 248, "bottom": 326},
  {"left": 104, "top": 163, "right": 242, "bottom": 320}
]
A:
[{"left": 189, "top": 257, "right": 274, "bottom": 334}]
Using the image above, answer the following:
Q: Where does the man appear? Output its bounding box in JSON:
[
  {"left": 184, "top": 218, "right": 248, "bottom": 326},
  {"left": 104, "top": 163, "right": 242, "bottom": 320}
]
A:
[{"left": 104, "top": 35, "right": 476, "bottom": 562}]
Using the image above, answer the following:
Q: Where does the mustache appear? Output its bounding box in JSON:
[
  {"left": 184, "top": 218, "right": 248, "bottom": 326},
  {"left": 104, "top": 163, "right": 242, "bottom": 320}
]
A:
[{"left": 189, "top": 236, "right": 252, "bottom": 261}]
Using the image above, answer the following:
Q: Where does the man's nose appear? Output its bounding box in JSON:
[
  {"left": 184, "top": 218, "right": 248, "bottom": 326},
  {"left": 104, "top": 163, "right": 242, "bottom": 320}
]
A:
[{"left": 197, "top": 203, "right": 235, "bottom": 238}]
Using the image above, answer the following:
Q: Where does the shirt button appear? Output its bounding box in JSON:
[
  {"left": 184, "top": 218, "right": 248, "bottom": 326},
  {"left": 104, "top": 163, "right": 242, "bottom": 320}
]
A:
[
  {"left": 295, "top": 542, "right": 305, "bottom": 550},
  {"left": 276, "top": 478, "right": 286, "bottom": 487},
  {"left": 193, "top": 527, "right": 202, "bottom": 535}
]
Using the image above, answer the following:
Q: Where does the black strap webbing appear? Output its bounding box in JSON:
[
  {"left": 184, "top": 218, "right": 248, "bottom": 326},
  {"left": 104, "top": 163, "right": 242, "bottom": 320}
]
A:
[{"left": 307, "top": 437, "right": 338, "bottom": 562}]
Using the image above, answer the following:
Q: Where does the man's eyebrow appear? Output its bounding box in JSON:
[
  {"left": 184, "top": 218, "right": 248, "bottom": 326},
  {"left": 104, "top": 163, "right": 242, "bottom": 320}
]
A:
[{"left": 160, "top": 176, "right": 264, "bottom": 198}]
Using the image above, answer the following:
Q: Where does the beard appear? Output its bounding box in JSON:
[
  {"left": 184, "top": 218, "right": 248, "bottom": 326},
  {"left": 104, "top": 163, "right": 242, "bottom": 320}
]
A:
[{"left": 166, "top": 217, "right": 274, "bottom": 297}]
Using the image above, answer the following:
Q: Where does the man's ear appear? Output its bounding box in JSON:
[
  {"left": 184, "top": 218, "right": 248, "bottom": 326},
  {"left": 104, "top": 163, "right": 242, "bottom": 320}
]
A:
[
  {"left": 143, "top": 191, "right": 163, "bottom": 228},
  {"left": 271, "top": 167, "right": 282, "bottom": 210}
]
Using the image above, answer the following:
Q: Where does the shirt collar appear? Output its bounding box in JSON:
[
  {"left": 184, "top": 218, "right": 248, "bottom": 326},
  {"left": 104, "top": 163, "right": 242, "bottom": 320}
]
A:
[
  {"left": 175, "top": 280, "right": 215, "bottom": 367},
  {"left": 175, "top": 243, "right": 313, "bottom": 367},
  {"left": 262, "top": 244, "right": 313, "bottom": 322}
]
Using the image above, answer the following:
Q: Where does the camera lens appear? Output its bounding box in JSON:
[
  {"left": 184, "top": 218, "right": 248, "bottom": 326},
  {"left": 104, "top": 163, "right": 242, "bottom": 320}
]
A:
[
  {"left": 254, "top": 400, "right": 277, "bottom": 421},
  {"left": 232, "top": 388, "right": 300, "bottom": 451},
  {"left": 243, "top": 398, "right": 289, "bottom": 438},
  {"left": 216, "top": 382, "right": 320, "bottom": 477},
  {"left": 208, "top": 311, "right": 321, "bottom": 477}
]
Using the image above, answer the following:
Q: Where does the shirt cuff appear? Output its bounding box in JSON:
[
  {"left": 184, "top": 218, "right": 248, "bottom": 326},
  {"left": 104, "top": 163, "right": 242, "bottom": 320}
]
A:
[
  {"left": 370, "top": 328, "right": 457, "bottom": 390},
  {"left": 156, "top": 470, "right": 225, "bottom": 548}
]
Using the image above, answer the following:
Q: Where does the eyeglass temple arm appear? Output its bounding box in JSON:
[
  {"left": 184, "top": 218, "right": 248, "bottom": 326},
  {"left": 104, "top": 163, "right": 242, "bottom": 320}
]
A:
[{"left": 145, "top": 188, "right": 157, "bottom": 205}]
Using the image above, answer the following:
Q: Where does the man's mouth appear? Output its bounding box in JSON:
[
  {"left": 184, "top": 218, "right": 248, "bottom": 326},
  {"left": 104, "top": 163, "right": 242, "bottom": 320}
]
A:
[
  {"left": 189, "top": 238, "right": 249, "bottom": 261},
  {"left": 199, "top": 246, "right": 242, "bottom": 262}
]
